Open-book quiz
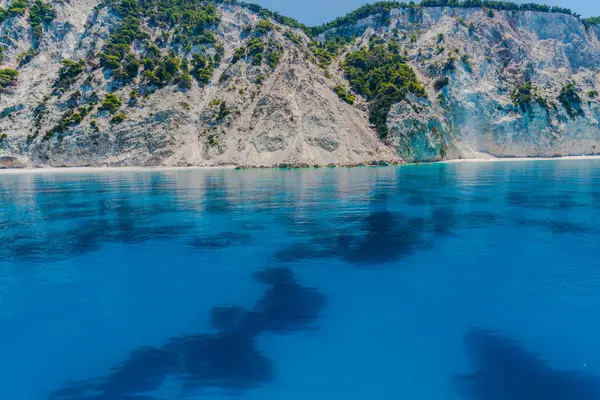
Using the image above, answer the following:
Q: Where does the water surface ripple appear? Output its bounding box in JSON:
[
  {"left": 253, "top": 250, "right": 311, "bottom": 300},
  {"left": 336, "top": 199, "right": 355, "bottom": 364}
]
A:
[{"left": 0, "top": 161, "right": 599, "bottom": 399}]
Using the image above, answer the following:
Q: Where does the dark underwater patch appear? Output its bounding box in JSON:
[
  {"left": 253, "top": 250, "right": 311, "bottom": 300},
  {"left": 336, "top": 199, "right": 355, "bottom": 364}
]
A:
[
  {"left": 237, "top": 222, "right": 266, "bottom": 232},
  {"left": 43, "top": 209, "right": 100, "bottom": 222},
  {"left": 507, "top": 191, "right": 586, "bottom": 211},
  {"left": 48, "top": 267, "right": 326, "bottom": 400},
  {"left": 0, "top": 181, "right": 197, "bottom": 263},
  {"left": 463, "top": 211, "right": 504, "bottom": 229},
  {"left": 403, "top": 192, "right": 464, "bottom": 207},
  {"left": 427, "top": 206, "right": 460, "bottom": 236},
  {"left": 273, "top": 242, "right": 328, "bottom": 262},
  {"left": 339, "top": 211, "right": 430, "bottom": 265},
  {"left": 515, "top": 218, "right": 596, "bottom": 235},
  {"left": 275, "top": 207, "right": 504, "bottom": 266},
  {"left": 274, "top": 210, "right": 432, "bottom": 266},
  {"left": 188, "top": 232, "right": 253, "bottom": 250},
  {"left": 453, "top": 328, "right": 600, "bottom": 400},
  {"left": 277, "top": 213, "right": 329, "bottom": 238}
]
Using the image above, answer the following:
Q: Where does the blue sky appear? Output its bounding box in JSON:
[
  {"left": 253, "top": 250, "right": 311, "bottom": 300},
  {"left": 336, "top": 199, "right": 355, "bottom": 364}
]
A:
[{"left": 251, "top": 0, "right": 600, "bottom": 25}]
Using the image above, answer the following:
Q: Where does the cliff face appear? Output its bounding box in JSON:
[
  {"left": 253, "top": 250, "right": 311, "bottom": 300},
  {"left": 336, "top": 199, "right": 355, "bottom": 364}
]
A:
[
  {"left": 0, "top": 1, "right": 599, "bottom": 168},
  {"left": 384, "top": 7, "right": 600, "bottom": 161}
]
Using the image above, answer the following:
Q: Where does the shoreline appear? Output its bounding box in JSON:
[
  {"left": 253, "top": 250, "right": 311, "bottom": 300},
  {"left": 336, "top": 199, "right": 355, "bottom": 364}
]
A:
[
  {"left": 1, "top": 155, "right": 600, "bottom": 175},
  {"left": 0, "top": 165, "right": 238, "bottom": 175},
  {"left": 439, "top": 155, "right": 600, "bottom": 164}
]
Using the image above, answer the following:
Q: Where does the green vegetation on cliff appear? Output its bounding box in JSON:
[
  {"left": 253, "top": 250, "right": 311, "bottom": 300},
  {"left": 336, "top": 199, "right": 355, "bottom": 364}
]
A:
[
  {"left": 54, "top": 59, "right": 85, "bottom": 92},
  {"left": 583, "top": 17, "right": 600, "bottom": 27},
  {"left": 511, "top": 82, "right": 548, "bottom": 112},
  {"left": 0, "top": 0, "right": 27, "bottom": 23},
  {"left": 0, "top": 0, "right": 54, "bottom": 45},
  {"left": 0, "top": 68, "right": 18, "bottom": 90},
  {"left": 343, "top": 40, "right": 425, "bottom": 138},
  {"left": 101, "top": 94, "right": 122, "bottom": 114},
  {"left": 29, "top": 0, "right": 55, "bottom": 41},
  {"left": 334, "top": 85, "right": 356, "bottom": 104},
  {"left": 558, "top": 82, "right": 584, "bottom": 118},
  {"left": 308, "top": 0, "right": 587, "bottom": 36},
  {"left": 98, "top": 0, "right": 221, "bottom": 88}
]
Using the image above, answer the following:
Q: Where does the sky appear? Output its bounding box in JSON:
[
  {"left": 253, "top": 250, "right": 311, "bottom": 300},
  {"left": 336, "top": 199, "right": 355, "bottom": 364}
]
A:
[{"left": 250, "top": 0, "right": 600, "bottom": 26}]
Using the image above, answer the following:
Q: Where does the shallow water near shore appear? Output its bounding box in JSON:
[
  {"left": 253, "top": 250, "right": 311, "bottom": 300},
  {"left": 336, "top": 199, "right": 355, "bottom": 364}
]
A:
[{"left": 1, "top": 160, "right": 600, "bottom": 400}]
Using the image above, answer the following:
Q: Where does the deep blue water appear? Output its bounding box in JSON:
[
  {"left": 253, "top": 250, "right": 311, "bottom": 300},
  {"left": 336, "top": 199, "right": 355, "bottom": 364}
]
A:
[{"left": 1, "top": 161, "right": 600, "bottom": 400}]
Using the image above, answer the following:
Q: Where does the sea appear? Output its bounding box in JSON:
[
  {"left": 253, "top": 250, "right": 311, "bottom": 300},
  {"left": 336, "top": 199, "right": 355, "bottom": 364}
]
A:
[{"left": 1, "top": 160, "right": 599, "bottom": 400}]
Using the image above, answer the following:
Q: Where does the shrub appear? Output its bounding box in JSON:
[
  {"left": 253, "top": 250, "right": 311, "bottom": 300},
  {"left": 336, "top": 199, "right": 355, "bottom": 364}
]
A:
[
  {"left": 434, "top": 76, "right": 450, "bottom": 91},
  {"left": 101, "top": 55, "right": 122, "bottom": 70},
  {"left": 444, "top": 56, "right": 456, "bottom": 72},
  {"left": 16, "top": 48, "right": 36, "bottom": 67},
  {"left": 58, "top": 59, "right": 85, "bottom": 80},
  {"left": 587, "top": 90, "right": 598, "bottom": 98},
  {"left": 110, "top": 112, "right": 126, "bottom": 124},
  {"left": 334, "top": 85, "right": 355, "bottom": 105},
  {"left": 213, "top": 52, "right": 222, "bottom": 65},
  {"left": 216, "top": 102, "right": 230, "bottom": 121},
  {"left": 123, "top": 55, "right": 140, "bottom": 79},
  {"left": 309, "top": 1, "right": 410, "bottom": 36},
  {"left": 29, "top": 0, "right": 55, "bottom": 41},
  {"left": 54, "top": 59, "right": 85, "bottom": 90},
  {"left": 461, "top": 54, "right": 472, "bottom": 72},
  {"left": 343, "top": 42, "right": 426, "bottom": 138},
  {"left": 558, "top": 82, "right": 584, "bottom": 118},
  {"left": 284, "top": 31, "right": 301, "bottom": 45},
  {"left": 584, "top": 17, "right": 600, "bottom": 28},
  {"left": 191, "top": 53, "right": 213, "bottom": 86},
  {"left": 266, "top": 49, "right": 282, "bottom": 69},
  {"left": 0, "top": 132, "right": 7, "bottom": 149},
  {"left": 247, "top": 38, "right": 266, "bottom": 56},
  {"left": 142, "top": 70, "right": 161, "bottom": 86},
  {"left": 48, "top": 110, "right": 83, "bottom": 136},
  {"left": 101, "top": 93, "right": 122, "bottom": 113},
  {"left": 252, "top": 53, "right": 263, "bottom": 66},
  {"left": 511, "top": 82, "right": 548, "bottom": 112},
  {"left": 7, "top": 0, "right": 27, "bottom": 17},
  {"left": 178, "top": 72, "right": 193, "bottom": 89},
  {"left": 310, "top": 36, "right": 353, "bottom": 69},
  {"left": 255, "top": 19, "right": 275, "bottom": 36},
  {"left": 128, "top": 89, "right": 139, "bottom": 105},
  {"left": 100, "top": 16, "right": 148, "bottom": 72},
  {"left": 0, "top": 69, "right": 19, "bottom": 89},
  {"left": 232, "top": 46, "right": 246, "bottom": 64}
]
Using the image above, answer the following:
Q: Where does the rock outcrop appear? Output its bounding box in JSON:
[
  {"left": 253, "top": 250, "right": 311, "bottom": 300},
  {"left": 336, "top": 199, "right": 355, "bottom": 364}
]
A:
[{"left": 1, "top": 1, "right": 600, "bottom": 167}]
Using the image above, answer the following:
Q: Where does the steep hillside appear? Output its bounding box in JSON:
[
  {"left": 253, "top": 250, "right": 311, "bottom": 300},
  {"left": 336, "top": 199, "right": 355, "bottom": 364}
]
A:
[{"left": 1, "top": 0, "right": 600, "bottom": 167}]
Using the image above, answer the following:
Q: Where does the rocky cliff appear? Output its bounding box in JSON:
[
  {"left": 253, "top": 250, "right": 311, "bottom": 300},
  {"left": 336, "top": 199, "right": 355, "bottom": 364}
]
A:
[{"left": 1, "top": 0, "right": 599, "bottom": 168}]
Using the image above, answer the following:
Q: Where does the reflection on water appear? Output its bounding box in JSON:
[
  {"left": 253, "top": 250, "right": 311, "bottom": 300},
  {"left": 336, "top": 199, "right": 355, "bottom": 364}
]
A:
[{"left": 0, "top": 160, "right": 599, "bottom": 400}]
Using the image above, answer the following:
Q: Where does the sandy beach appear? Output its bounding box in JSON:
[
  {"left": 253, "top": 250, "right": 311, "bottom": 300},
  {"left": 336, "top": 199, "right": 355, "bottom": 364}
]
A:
[
  {"left": 1, "top": 155, "right": 600, "bottom": 175},
  {"left": 441, "top": 155, "right": 600, "bottom": 164},
  {"left": 0, "top": 165, "right": 238, "bottom": 175}
]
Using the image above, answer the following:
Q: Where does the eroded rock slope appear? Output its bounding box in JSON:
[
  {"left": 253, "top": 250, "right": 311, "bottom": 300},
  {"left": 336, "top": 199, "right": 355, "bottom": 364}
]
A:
[{"left": 1, "top": 1, "right": 599, "bottom": 167}]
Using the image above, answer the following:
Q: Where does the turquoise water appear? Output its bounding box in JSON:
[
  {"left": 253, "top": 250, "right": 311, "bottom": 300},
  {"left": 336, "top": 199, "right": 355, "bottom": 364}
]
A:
[{"left": 1, "top": 161, "right": 600, "bottom": 400}]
